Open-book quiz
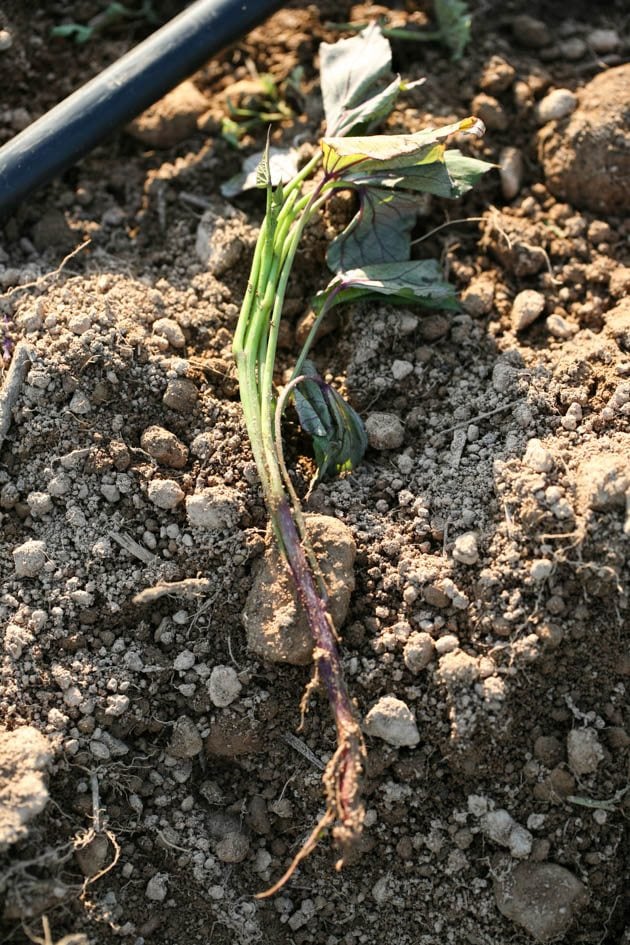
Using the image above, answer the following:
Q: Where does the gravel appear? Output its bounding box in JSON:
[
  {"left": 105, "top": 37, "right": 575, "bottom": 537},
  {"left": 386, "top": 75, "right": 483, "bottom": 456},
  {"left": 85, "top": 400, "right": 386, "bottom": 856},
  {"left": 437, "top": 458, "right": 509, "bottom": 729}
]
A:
[
  {"left": 147, "top": 478, "right": 185, "bottom": 510},
  {"left": 365, "top": 412, "right": 405, "bottom": 450},
  {"left": 512, "top": 290, "right": 546, "bottom": 331},
  {"left": 566, "top": 727, "right": 604, "bottom": 775},
  {"left": 12, "top": 539, "right": 47, "bottom": 577},
  {"left": 536, "top": 89, "right": 578, "bottom": 124},
  {"left": 364, "top": 696, "right": 420, "bottom": 747},
  {"left": 208, "top": 665, "right": 242, "bottom": 707},
  {"left": 141, "top": 425, "right": 189, "bottom": 469}
]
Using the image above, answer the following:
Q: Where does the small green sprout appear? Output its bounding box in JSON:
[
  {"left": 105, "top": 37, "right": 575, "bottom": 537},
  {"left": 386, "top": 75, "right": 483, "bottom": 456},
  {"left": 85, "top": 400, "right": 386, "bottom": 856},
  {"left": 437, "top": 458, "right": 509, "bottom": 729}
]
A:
[
  {"left": 326, "top": 0, "right": 472, "bottom": 61},
  {"left": 220, "top": 69, "right": 299, "bottom": 149},
  {"left": 229, "top": 23, "right": 492, "bottom": 893},
  {"left": 51, "top": 1, "right": 158, "bottom": 44}
]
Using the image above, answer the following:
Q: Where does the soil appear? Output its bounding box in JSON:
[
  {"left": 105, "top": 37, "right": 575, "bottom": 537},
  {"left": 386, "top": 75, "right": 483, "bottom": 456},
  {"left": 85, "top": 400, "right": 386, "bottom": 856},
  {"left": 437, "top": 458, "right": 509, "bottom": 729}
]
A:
[{"left": 1, "top": 2, "right": 629, "bottom": 944}]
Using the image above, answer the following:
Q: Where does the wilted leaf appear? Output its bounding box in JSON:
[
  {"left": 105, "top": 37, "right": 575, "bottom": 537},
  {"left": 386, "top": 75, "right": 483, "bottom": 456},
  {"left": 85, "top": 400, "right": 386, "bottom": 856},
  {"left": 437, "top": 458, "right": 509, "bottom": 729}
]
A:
[
  {"left": 221, "top": 146, "right": 300, "bottom": 198},
  {"left": 294, "top": 363, "right": 367, "bottom": 480},
  {"left": 320, "top": 23, "right": 396, "bottom": 136},
  {"left": 322, "top": 116, "right": 483, "bottom": 175},
  {"left": 327, "top": 189, "right": 418, "bottom": 272}
]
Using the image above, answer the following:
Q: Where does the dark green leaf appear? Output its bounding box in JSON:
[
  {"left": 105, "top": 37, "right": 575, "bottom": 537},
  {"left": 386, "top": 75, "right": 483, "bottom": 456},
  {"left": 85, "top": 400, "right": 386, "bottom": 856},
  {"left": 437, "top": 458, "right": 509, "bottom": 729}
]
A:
[
  {"left": 327, "top": 189, "right": 418, "bottom": 272},
  {"left": 315, "top": 260, "right": 459, "bottom": 312},
  {"left": 294, "top": 363, "right": 367, "bottom": 480},
  {"left": 342, "top": 149, "right": 493, "bottom": 198}
]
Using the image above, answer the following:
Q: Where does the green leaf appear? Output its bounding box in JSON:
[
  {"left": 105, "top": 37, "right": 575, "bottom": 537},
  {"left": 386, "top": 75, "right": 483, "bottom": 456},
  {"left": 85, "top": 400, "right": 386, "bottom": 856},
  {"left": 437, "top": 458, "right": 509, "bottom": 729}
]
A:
[
  {"left": 221, "top": 146, "right": 299, "bottom": 198},
  {"left": 342, "top": 149, "right": 494, "bottom": 198},
  {"left": 443, "top": 149, "right": 495, "bottom": 196},
  {"left": 315, "top": 260, "right": 459, "bottom": 312},
  {"left": 294, "top": 363, "right": 367, "bottom": 480},
  {"left": 319, "top": 23, "right": 400, "bottom": 136},
  {"left": 327, "top": 189, "right": 418, "bottom": 272},
  {"left": 435, "top": 0, "right": 471, "bottom": 60},
  {"left": 322, "top": 116, "right": 484, "bottom": 175}
]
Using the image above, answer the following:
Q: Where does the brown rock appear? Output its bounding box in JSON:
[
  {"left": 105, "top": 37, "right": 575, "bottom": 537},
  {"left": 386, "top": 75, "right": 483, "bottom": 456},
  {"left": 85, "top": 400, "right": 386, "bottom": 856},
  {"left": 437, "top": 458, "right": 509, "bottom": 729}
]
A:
[
  {"left": 538, "top": 64, "right": 630, "bottom": 213},
  {"left": 127, "top": 80, "right": 209, "bottom": 148},
  {"left": 243, "top": 514, "right": 356, "bottom": 664},
  {"left": 493, "top": 858, "right": 588, "bottom": 941},
  {"left": 140, "top": 425, "right": 188, "bottom": 469},
  {"left": 162, "top": 378, "right": 198, "bottom": 412}
]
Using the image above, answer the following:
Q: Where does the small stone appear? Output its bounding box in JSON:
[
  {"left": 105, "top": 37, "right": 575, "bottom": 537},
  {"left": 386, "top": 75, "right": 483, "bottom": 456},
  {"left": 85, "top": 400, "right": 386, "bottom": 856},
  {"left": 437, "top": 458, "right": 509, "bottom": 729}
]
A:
[
  {"left": 0, "top": 29, "right": 13, "bottom": 51},
  {"left": 536, "top": 89, "right": 578, "bottom": 124},
  {"left": 523, "top": 438, "right": 553, "bottom": 473},
  {"left": 452, "top": 532, "right": 479, "bottom": 565},
  {"left": 153, "top": 318, "right": 186, "bottom": 349},
  {"left": 434, "top": 634, "right": 459, "bottom": 656},
  {"left": 364, "top": 695, "right": 420, "bottom": 748},
  {"left": 90, "top": 740, "right": 111, "bottom": 762},
  {"left": 479, "top": 55, "right": 516, "bottom": 95},
  {"left": 567, "top": 728, "right": 604, "bottom": 776},
  {"left": 185, "top": 486, "right": 242, "bottom": 529},
  {"left": 13, "top": 539, "right": 47, "bottom": 577},
  {"left": 162, "top": 377, "right": 198, "bottom": 412},
  {"left": 68, "top": 390, "right": 91, "bottom": 414},
  {"left": 100, "top": 483, "right": 120, "bottom": 503},
  {"left": 173, "top": 649, "right": 195, "bottom": 671},
  {"left": 168, "top": 716, "right": 202, "bottom": 758},
  {"left": 471, "top": 93, "right": 508, "bottom": 131},
  {"left": 512, "top": 290, "right": 546, "bottom": 331},
  {"left": 493, "top": 859, "right": 588, "bottom": 941},
  {"left": 561, "top": 402, "right": 582, "bottom": 431},
  {"left": 141, "top": 426, "right": 188, "bottom": 469},
  {"left": 208, "top": 666, "right": 242, "bottom": 707},
  {"left": 418, "top": 313, "right": 450, "bottom": 340},
  {"left": 215, "top": 831, "right": 249, "bottom": 863},
  {"left": 547, "top": 312, "right": 575, "bottom": 339},
  {"left": 436, "top": 650, "right": 479, "bottom": 689},
  {"left": 481, "top": 809, "right": 533, "bottom": 858},
  {"left": 145, "top": 873, "right": 169, "bottom": 901},
  {"left": 391, "top": 359, "right": 414, "bottom": 381},
  {"left": 105, "top": 694, "right": 130, "bottom": 717},
  {"left": 499, "top": 147, "right": 524, "bottom": 200},
  {"left": 75, "top": 834, "right": 111, "bottom": 878},
  {"left": 365, "top": 412, "right": 404, "bottom": 450},
  {"left": 559, "top": 37, "right": 586, "bottom": 60},
  {"left": 462, "top": 274, "right": 495, "bottom": 317},
  {"left": 148, "top": 478, "right": 185, "bottom": 510},
  {"left": 530, "top": 559, "right": 553, "bottom": 581},
  {"left": 512, "top": 14, "right": 551, "bottom": 48},
  {"left": 403, "top": 632, "right": 434, "bottom": 673},
  {"left": 26, "top": 492, "right": 53, "bottom": 517},
  {"left": 588, "top": 28, "right": 620, "bottom": 53}
]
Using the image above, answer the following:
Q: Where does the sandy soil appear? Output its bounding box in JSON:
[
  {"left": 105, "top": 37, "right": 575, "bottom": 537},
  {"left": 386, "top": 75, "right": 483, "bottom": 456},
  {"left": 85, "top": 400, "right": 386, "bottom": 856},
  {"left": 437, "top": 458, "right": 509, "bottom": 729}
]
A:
[{"left": 0, "top": 2, "right": 629, "bottom": 944}]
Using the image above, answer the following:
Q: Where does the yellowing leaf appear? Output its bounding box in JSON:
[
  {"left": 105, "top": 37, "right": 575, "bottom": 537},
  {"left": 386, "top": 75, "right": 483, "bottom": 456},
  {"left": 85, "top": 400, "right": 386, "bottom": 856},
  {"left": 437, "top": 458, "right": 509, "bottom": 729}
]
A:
[{"left": 322, "top": 116, "right": 482, "bottom": 175}]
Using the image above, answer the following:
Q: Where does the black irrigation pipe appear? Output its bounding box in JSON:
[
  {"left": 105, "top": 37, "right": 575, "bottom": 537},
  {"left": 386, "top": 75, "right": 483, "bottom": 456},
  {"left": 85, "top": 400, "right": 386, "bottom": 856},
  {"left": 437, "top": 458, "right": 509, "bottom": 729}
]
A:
[{"left": 0, "top": 0, "right": 285, "bottom": 219}]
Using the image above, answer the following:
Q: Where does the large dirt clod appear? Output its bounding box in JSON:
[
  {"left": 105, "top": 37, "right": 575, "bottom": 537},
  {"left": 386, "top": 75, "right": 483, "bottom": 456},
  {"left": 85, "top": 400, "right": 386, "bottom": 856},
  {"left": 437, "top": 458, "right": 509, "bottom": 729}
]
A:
[{"left": 243, "top": 514, "right": 356, "bottom": 665}]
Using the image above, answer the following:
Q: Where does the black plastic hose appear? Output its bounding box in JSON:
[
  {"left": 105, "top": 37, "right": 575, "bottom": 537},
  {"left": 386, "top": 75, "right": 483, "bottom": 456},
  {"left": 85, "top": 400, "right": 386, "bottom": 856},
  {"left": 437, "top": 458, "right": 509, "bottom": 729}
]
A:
[{"left": 0, "top": 0, "right": 285, "bottom": 218}]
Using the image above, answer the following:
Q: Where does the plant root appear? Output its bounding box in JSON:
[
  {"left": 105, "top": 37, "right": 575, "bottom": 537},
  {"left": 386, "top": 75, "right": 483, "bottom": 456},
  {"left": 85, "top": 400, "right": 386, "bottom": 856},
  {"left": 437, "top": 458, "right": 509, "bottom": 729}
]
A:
[{"left": 256, "top": 717, "right": 365, "bottom": 899}]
